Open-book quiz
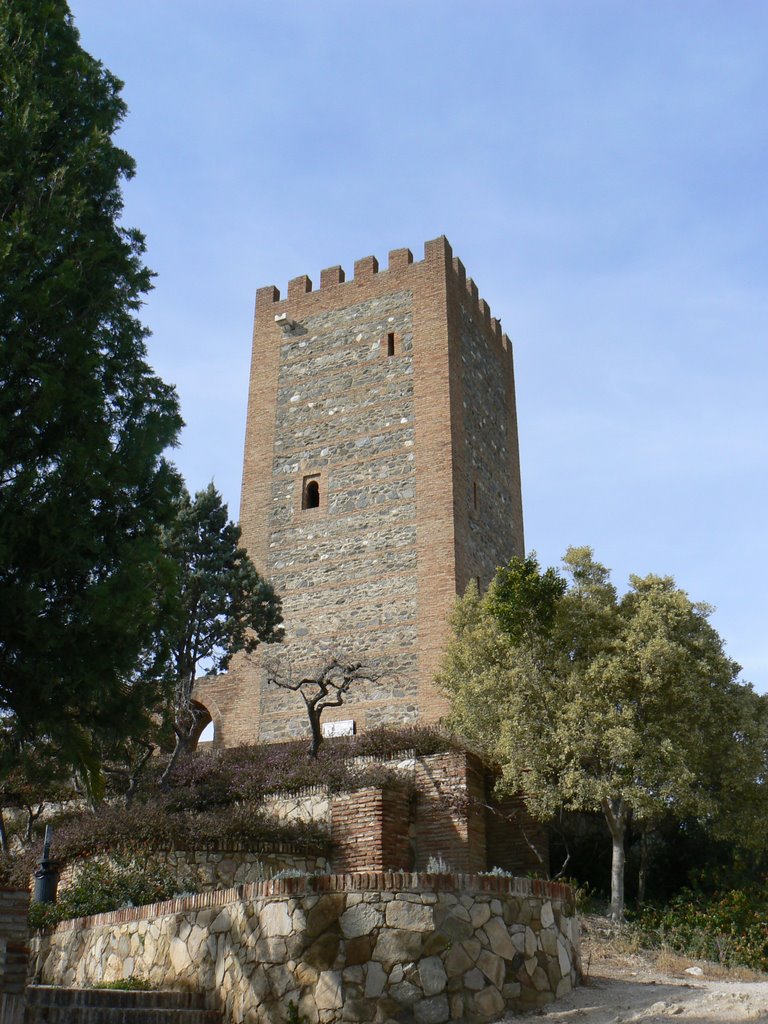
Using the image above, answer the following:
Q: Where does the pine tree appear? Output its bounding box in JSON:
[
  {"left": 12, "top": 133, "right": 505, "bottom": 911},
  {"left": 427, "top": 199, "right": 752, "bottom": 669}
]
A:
[
  {"left": 158, "top": 485, "right": 283, "bottom": 785},
  {"left": 0, "top": 1, "right": 182, "bottom": 772}
]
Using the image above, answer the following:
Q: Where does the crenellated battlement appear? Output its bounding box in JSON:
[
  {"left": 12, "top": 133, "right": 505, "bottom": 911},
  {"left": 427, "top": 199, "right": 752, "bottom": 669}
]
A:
[{"left": 256, "top": 236, "right": 512, "bottom": 355}]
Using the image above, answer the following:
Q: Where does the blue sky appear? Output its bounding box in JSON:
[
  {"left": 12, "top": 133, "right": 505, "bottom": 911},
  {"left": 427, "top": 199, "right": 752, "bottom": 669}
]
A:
[{"left": 68, "top": 1, "right": 768, "bottom": 690}]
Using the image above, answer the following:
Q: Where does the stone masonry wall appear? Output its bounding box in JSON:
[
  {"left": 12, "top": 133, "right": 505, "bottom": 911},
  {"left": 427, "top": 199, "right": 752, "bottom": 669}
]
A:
[
  {"left": 452, "top": 300, "right": 523, "bottom": 593},
  {"left": 57, "top": 847, "right": 330, "bottom": 895},
  {"left": 31, "top": 873, "right": 580, "bottom": 1024},
  {"left": 198, "top": 237, "right": 524, "bottom": 746}
]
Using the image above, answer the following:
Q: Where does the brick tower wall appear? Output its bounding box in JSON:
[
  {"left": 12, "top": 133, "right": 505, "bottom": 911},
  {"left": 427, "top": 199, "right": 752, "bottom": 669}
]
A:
[{"left": 194, "top": 237, "right": 524, "bottom": 745}]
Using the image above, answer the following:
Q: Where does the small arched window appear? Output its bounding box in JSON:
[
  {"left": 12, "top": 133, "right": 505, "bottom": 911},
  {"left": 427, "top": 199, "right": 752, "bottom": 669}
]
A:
[{"left": 303, "top": 477, "right": 320, "bottom": 510}]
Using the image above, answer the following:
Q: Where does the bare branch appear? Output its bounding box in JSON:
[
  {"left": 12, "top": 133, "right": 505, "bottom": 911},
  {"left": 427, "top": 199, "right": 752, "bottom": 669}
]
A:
[{"left": 264, "top": 646, "right": 380, "bottom": 757}]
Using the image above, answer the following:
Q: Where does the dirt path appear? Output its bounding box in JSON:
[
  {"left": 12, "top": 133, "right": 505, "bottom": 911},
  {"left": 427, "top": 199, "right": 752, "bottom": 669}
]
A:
[
  {"left": 524, "top": 971, "right": 768, "bottom": 1022},
  {"left": 503, "top": 917, "right": 768, "bottom": 1023}
]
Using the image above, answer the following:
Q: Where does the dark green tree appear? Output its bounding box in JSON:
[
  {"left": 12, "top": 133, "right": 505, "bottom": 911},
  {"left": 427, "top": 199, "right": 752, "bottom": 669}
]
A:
[
  {"left": 158, "top": 485, "right": 283, "bottom": 786},
  {"left": 0, "top": 1, "right": 182, "bottom": 776},
  {"left": 485, "top": 552, "right": 566, "bottom": 646},
  {"left": 440, "top": 548, "right": 766, "bottom": 920}
]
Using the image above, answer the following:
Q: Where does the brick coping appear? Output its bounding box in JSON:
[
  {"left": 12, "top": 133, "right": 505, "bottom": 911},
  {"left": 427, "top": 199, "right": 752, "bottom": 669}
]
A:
[{"left": 41, "top": 872, "right": 574, "bottom": 934}]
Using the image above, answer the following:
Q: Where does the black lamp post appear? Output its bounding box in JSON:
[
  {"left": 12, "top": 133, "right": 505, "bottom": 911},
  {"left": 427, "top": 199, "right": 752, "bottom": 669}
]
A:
[{"left": 32, "top": 824, "right": 59, "bottom": 904}]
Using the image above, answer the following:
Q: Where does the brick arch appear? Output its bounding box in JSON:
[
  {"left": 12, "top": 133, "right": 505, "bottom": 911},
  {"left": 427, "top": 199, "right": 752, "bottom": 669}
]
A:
[{"left": 188, "top": 684, "right": 224, "bottom": 749}]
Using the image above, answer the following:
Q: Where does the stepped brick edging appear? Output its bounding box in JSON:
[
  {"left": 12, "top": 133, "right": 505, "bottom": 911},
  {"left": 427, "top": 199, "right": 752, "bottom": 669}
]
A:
[
  {"left": 45, "top": 871, "right": 574, "bottom": 934},
  {"left": 0, "top": 889, "right": 30, "bottom": 1005},
  {"left": 24, "top": 985, "right": 221, "bottom": 1023}
]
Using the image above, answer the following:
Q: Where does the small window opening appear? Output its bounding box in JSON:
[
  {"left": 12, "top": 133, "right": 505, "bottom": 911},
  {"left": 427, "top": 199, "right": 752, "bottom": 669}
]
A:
[
  {"left": 473, "top": 481, "right": 478, "bottom": 510},
  {"left": 387, "top": 333, "right": 395, "bottom": 357},
  {"left": 302, "top": 477, "right": 320, "bottom": 510},
  {"left": 476, "top": 575, "right": 481, "bottom": 592}
]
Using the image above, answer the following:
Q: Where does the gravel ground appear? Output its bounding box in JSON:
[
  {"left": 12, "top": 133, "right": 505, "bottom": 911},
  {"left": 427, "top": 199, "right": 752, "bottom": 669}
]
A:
[{"left": 503, "top": 916, "right": 768, "bottom": 1023}]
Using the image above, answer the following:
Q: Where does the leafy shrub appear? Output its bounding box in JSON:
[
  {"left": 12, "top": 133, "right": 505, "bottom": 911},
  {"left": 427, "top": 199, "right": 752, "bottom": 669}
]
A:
[
  {"left": 7, "top": 726, "right": 464, "bottom": 889},
  {"left": 163, "top": 746, "right": 416, "bottom": 812},
  {"left": 349, "top": 725, "right": 462, "bottom": 759},
  {"left": 29, "top": 857, "right": 198, "bottom": 928},
  {"left": 632, "top": 888, "right": 768, "bottom": 972},
  {"left": 50, "top": 800, "right": 330, "bottom": 862}
]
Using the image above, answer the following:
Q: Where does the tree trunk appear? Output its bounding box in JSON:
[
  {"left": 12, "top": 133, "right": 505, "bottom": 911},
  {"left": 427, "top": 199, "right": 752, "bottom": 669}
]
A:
[
  {"left": 0, "top": 809, "right": 8, "bottom": 856},
  {"left": 159, "top": 729, "right": 194, "bottom": 791},
  {"left": 307, "top": 708, "right": 323, "bottom": 759},
  {"left": 160, "top": 702, "right": 211, "bottom": 790},
  {"left": 125, "top": 744, "right": 155, "bottom": 808},
  {"left": 602, "top": 795, "right": 627, "bottom": 921},
  {"left": 637, "top": 826, "right": 649, "bottom": 906}
]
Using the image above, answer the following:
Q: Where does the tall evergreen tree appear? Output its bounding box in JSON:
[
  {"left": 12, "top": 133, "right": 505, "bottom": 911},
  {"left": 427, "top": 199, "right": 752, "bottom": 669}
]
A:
[
  {"left": 0, "top": 1, "right": 182, "bottom": 772},
  {"left": 158, "top": 485, "right": 283, "bottom": 785}
]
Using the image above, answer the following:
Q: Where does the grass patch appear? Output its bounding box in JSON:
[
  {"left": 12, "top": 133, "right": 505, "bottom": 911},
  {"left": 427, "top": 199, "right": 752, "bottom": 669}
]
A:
[{"left": 93, "top": 978, "right": 155, "bottom": 991}]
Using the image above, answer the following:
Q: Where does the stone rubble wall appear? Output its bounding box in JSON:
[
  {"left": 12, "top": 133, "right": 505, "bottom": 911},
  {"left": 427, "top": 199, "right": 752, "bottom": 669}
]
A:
[
  {"left": 261, "top": 789, "right": 330, "bottom": 825},
  {"left": 30, "top": 873, "right": 580, "bottom": 1024},
  {"left": 57, "top": 846, "right": 330, "bottom": 894}
]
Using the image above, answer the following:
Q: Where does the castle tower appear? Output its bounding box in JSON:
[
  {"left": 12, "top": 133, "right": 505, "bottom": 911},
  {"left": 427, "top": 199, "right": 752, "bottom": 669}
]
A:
[{"left": 196, "top": 236, "right": 524, "bottom": 745}]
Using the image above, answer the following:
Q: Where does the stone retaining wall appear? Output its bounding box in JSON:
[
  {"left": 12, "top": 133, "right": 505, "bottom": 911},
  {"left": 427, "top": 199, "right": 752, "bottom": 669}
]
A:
[
  {"left": 58, "top": 846, "right": 330, "bottom": 894},
  {"left": 30, "top": 873, "right": 580, "bottom": 1024}
]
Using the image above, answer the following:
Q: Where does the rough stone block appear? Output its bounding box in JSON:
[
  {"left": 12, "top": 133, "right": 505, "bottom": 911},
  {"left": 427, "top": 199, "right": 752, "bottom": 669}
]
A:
[
  {"left": 422, "top": 933, "right": 450, "bottom": 957},
  {"left": 556, "top": 975, "right": 572, "bottom": 998},
  {"left": 531, "top": 966, "right": 550, "bottom": 992},
  {"left": 540, "top": 929, "right": 558, "bottom": 956},
  {"left": 469, "top": 903, "right": 491, "bottom": 929},
  {"left": 557, "top": 938, "right": 571, "bottom": 977},
  {"left": 476, "top": 949, "right": 504, "bottom": 991},
  {"left": 473, "top": 986, "right": 505, "bottom": 1018},
  {"left": 316, "top": 970, "right": 343, "bottom": 1010},
  {"left": 385, "top": 901, "right": 433, "bottom": 932},
  {"left": 418, "top": 955, "right": 447, "bottom": 996},
  {"left": 259, "top": 902, "right": 292, "bottom": 937},
  {"left": 303, "top": 933, "right": 340, "bottom": 970},
  {"left": 463, "top": 968, "right": 485, "bottom": 991},
  {"left": 483, "top": 918, "right": 516, "bottom": 960},
  {"left": 340, "top": 903, "right": 383, "bottom": 939},
  {"left": 169, "top": 936, "right": 191, "bottom": 975},
  {"left": 365, "top": 961, "right": 387, "bottom": 998},
  {"left": 372, "top": 928, "right": 422, "bottom": 966},
  {"left": 390, "top": 980, "right": 421, "bottom": 1006},
  {"left": 444, "top": 943, "right": 473, "bottom": 978},
  {"left": 342, "top": 994, "right": 377, "bottom": 1022},
  {"left": 413, "top": 994, "right": 450, "bottom": 1024},
  {"left": 345, "top": 934, "right": 374, "bottom": 966}
]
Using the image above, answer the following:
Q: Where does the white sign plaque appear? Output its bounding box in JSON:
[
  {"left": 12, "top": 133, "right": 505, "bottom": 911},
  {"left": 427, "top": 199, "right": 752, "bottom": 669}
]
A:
[{"left": 321, "top": 719, "right": 355, "bottom": 738}]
